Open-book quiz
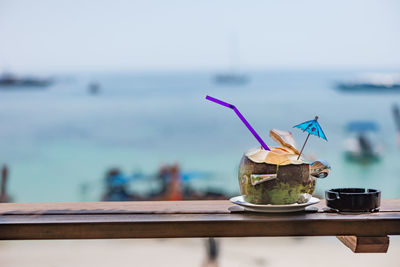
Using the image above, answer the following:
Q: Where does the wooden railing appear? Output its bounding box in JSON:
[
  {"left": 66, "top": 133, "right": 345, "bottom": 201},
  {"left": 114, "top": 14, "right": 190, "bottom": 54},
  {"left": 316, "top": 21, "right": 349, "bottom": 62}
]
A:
[{"left": 0, "top": 199, "right": 399, "bottom": 253}]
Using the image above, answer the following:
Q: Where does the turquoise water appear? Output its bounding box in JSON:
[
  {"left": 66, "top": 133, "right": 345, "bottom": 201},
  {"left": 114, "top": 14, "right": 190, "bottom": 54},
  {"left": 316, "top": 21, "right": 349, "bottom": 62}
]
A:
[{"left": 1, "top": 71, "right": 400, "bottom": 202}]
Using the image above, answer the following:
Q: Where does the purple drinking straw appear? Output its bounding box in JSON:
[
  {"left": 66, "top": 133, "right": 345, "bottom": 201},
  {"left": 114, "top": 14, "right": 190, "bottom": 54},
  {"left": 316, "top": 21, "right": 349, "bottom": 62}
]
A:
[{"left": 205, "top": 95, "right": 270, "bottom": 150}]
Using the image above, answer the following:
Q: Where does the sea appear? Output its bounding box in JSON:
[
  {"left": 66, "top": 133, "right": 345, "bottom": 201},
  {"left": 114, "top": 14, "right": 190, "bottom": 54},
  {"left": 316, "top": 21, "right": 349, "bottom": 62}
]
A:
[{"left": 1, "top": 70, "right": 400, "bottom": 202}]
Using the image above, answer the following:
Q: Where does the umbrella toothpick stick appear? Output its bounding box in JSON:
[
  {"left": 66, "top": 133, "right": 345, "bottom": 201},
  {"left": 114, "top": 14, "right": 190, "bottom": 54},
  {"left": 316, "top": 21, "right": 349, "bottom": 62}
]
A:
[{"left": 297, "top": 133, "right": 310, "bottom": 160}]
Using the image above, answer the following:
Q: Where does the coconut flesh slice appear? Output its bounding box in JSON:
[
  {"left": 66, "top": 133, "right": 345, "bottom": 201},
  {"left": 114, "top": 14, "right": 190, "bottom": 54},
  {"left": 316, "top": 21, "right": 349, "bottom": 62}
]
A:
[
  {"left": 269, "top": 129, "right": 300, "bottom": 155},
  {"left": 245, "top": 129, "right": 304, "bottom": 165},
  {"left": 245, "top": 146, "right": 303, "bottom": 166},
  {"left": 245, "top": 147, "right": 269, "bottom": 163}
]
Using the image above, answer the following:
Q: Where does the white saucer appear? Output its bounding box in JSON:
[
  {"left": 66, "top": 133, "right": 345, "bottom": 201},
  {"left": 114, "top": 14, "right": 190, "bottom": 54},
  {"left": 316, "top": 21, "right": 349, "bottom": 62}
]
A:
[{"left": 229, "top": 195, "right": 320, "bottom": 213}]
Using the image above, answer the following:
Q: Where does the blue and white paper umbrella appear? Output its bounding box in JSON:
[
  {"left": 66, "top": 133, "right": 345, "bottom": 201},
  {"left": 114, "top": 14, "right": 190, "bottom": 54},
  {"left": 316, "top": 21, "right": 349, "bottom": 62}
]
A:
[{"left": 294, "top": 116, "right": 327, "bottom": 159}]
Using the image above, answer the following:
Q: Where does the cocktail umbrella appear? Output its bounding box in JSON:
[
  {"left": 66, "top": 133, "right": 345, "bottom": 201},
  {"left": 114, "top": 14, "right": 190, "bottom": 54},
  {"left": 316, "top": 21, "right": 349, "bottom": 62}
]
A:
[{"left": 294, "top": 116, "right": 327, "bottom": 160}]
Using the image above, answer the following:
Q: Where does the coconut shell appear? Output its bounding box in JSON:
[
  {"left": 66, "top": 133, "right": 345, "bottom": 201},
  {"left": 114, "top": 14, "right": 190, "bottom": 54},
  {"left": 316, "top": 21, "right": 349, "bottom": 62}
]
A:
[{"left": 238, "top": 154, "right": 315, "bottom": 204}]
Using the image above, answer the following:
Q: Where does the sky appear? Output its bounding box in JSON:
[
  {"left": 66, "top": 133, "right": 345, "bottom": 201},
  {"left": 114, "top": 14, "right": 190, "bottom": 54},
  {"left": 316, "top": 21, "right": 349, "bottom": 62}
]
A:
[{"left": 0, "top": 0, "right": 399, "bottom": 73}]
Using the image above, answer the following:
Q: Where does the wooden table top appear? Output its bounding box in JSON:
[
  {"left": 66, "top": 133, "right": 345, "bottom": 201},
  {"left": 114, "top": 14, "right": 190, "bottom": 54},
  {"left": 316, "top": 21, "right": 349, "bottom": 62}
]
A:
[{"left": 0, "top": 199, "right": 399, "bottom": 240}]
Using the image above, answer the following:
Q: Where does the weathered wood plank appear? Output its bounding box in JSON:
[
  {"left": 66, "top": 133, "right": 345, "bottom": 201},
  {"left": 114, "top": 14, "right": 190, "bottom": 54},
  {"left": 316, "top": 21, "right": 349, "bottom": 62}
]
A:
[
  {"left": 0, "top": 216, "right": 399, "bottom": 240},
  {"left": 0, "top": 200, "right": 233, "bottom": 215},
  {"left": 0, "top": 199, "right": 398, "bottom": 216},
  {"left": 337, "top": 236, "right": 390, "bottom": 253},
  {"left": 312, "top": 198, "right": 400, "bottom": 212},
  {"left": 0, "top": 200, "right": 399, "bottom": 240},
  {"left": 0, "top": 213, "right": 399, "bottom": 239}
]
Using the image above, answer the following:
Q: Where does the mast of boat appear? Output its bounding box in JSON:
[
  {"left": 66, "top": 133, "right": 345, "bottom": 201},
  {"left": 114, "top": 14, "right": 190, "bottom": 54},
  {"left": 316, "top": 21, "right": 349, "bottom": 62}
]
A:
[{"left": 229, "top": 34, "right": 240, "bottom": 75}]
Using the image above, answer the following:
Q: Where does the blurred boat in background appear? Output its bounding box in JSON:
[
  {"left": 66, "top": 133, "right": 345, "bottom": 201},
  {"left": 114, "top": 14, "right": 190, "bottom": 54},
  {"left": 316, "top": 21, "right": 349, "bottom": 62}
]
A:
[
  {"left": 343, "top": 121, "right": 383, "bottom": 164},
  {"left": 0, "top": 165, "right": 12, "bottom": 203},
  {"left": 214, "top": 36, "right": 250, "bottom": 86},
  {"left": 336, "top": 73, "right": 400, "bottom": 92},
  {"left": 96, "top": 165, "right": 227, "bottom": 202},
  {"left": 88, "top": 81, "right": 101, "bottom": 95},
  {"left": 214, "top": 73, "right": 249, "bottom": 85},
  {"left": 0, "top": 72, "right": 53, "bottom": 88},
  {"left": 392, "top": 104, "right": 400, "bottom": 148}
]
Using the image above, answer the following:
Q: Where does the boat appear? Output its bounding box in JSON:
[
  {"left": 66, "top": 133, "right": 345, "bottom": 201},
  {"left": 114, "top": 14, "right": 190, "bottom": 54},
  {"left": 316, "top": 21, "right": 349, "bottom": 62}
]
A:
[
  {"left": 392, "top": 104, "right": 400, "bottom": 148},
  {"left": 343, "top": 121, "right": 383, "bottom": 164},
  {"left": 213, "top": 36, "right": 250, "bottom": 86},
  {"left": 98, "top": 166, "right": 227, "bottom": 202},
  {"left": 214, "top": 73, "right": 249, "bottom": 85},
  {"left": 88, "top": 81, "right": 101, "bottom": 95},
  {"left": 0, "top": 73, "right": 52, "bottom": 88},
  {"left": 336, "top": 74, "right": 400, "bottom": 92}
]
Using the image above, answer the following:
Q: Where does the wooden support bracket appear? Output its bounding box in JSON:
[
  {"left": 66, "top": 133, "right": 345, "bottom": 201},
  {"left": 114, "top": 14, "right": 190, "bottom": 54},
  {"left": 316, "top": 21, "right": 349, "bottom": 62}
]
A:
[{"left": 337, "top": 236, "right": 389, "bottom": 253}]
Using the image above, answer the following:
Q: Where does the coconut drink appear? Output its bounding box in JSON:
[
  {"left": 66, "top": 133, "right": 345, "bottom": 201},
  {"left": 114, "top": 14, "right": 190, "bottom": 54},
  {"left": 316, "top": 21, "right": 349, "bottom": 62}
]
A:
[
  {"left": 238, "top": 129, "right": 330, "bottom": 205},
  {"left": 205, "top": 96, "right": 330, "bottom": 206}
]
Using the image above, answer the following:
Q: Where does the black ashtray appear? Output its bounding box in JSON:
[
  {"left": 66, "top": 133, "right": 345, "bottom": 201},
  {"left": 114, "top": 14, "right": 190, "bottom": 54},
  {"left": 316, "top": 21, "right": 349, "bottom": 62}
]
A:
[{"left": 325, "top": 188, "right": 381, "bottom": 212}]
